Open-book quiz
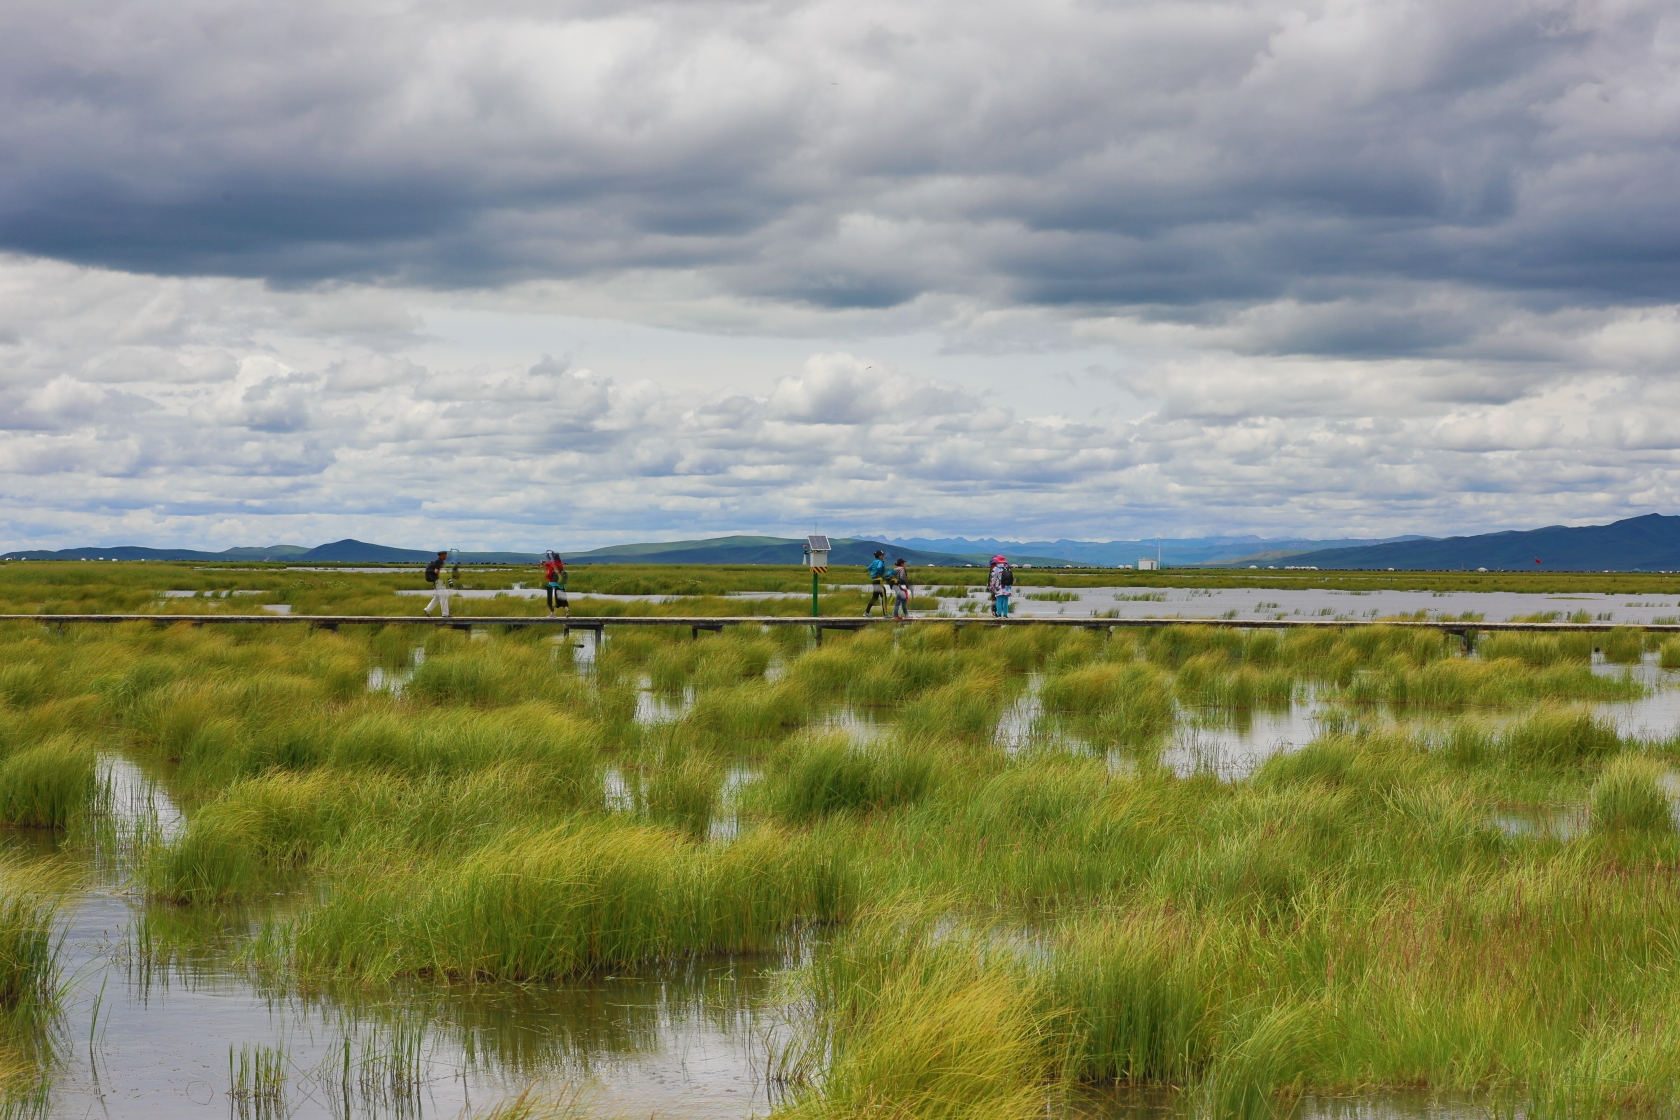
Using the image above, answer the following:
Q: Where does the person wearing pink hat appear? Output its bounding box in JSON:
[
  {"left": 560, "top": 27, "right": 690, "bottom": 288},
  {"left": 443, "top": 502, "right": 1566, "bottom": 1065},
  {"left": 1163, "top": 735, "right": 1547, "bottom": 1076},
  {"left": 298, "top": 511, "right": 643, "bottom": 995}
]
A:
[{"left": 987, "top": 555, "right": 1014, "bottom": 617}]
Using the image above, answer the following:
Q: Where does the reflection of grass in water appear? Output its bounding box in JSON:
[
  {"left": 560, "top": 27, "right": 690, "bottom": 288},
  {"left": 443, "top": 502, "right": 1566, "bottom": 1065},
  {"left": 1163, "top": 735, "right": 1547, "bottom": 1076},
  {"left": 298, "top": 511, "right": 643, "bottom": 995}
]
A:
[
  {"left": 228, "top": 1041, "right": 286, "bottom": 1117},
  {"left": 0, "top": 860, "right": 66, "bottom": 1106}
]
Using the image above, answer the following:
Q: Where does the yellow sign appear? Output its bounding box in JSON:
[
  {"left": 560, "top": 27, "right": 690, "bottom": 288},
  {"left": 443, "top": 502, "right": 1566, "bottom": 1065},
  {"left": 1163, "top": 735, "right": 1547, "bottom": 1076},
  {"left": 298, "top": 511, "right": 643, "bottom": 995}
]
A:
[{"left": 811, "top": 565, "right": 827, "bottom": 574}]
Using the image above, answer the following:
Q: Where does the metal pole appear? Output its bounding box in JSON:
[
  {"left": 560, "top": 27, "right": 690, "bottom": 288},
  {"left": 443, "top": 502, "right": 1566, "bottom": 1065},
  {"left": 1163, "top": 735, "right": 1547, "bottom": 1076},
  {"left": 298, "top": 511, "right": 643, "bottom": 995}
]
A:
[{"left": 811, "top": 569, "right": 819, "bottom": 617}]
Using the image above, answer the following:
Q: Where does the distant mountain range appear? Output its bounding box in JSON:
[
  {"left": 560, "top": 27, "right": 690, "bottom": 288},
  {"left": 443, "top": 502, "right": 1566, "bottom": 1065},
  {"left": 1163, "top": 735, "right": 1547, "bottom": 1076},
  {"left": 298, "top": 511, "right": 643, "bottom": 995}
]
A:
[
  {"left": 0, "top": 535, "right": 1050, "bottom": 567},
  {"left": 565, "top": 535, "right": 1073, "bottom": 567},
  {"left": 0, "top": 540, "right": 541, "bottom": 564},
  {"left": 881, "top": 535, "right": 1426, "bottom": 568},
  {"left": 6, "top": 516, "right": 1677, "bottom": 570},
  {"left": 1279, "top": 514, "right": 1680, "bottom": 571}
]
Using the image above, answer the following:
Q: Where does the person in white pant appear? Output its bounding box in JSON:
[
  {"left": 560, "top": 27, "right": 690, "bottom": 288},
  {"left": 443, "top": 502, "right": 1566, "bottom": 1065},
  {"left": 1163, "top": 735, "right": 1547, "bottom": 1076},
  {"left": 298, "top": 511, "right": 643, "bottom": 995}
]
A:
[{"left": 422, "top": 550, "right": 451, "bottom": 617}]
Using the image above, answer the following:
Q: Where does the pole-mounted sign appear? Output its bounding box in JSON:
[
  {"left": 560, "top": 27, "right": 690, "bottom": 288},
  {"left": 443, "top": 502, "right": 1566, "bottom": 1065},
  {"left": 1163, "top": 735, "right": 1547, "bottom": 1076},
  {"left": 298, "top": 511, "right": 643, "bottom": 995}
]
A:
[{"left": 803, "top": 535, "right": 830, "bottom": 617}]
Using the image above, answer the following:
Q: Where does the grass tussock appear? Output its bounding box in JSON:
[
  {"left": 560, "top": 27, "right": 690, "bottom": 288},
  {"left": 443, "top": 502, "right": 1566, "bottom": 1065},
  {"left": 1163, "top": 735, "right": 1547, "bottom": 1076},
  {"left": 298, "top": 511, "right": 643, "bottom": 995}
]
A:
[
  {"left": 1590, "top": 755, "right": 1674, "bottom": 834},
  {"left": 286, "top": 820, "right": 856, "bottom": 982},
  {"left": 781, "top": 907, "right": 1054, "bottom": 1120},
  {"left": 766, "top": 735, "right": 940, "bottom": 823},
  {"left": 0, "top": 738, "right": 99, "bottom": 828}
]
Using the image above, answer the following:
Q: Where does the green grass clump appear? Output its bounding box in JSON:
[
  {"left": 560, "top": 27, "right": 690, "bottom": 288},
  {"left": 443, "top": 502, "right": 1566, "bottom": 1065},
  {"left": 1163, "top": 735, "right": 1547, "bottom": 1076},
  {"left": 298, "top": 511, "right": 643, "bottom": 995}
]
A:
[
  {"left": 288, "top": 820, "right": 855, "bottom": 982},
  {"left": 0, "top": 738, "right": 100, "bottom": 827},
  {"left": 640, "top": 753, "right": 724, "bottom": 840},
  {"left": 782, "top": 908, "right": 1051, "bottom": 1120},
  {"left": 1051, "top": 911, "right": 1211, "bottom": 1083},
  {"left": 1590, "top": 755, "right": 1674, "bottom": 834},
  {"left": 1477, "top": 632, "right": 1594, "bottom": 665},
  {"left": 1343, "top": 657, "right": 1642, "bottom": 707},
  {"left": 1039, "top": 662, "right": 1174, "bottom": 742},
  {"left": 768, "top": 735, "right": 938, "bottom": 823},
  {"left": 899, "top": 669, "right": 1013, "bottom": 739},
  {"left": 0, "top": 866, "right": 62, "bottom": 1024},
  {"left": 1601, "top": 626, "right": 1646, "bottom": 664},
  {"left": 1499, "top": 707, "right": 1622, "bottom": 767}
]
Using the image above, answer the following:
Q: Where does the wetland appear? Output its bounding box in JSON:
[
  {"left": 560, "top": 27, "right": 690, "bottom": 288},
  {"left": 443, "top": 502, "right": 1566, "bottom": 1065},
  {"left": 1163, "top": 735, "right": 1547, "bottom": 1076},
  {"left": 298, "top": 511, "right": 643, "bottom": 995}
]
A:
[{"left": 6, "top": 563, "right": 1680, "bottom": 1118}]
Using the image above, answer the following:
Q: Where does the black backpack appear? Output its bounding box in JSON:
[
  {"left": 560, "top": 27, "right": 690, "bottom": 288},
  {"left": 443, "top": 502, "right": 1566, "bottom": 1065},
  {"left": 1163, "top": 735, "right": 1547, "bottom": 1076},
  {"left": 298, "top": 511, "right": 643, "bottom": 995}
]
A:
[
  {"left": 424, "top": 558, "right": 443, "bottom": 584},
  {"left": 1000, "top": 564, "right": 1015, "bottom": 588}
]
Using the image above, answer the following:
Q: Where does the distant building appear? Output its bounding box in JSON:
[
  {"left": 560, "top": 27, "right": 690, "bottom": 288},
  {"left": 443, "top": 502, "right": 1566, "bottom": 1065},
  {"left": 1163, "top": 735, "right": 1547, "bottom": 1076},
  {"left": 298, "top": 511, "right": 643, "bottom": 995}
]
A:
[{"left": 1138, "top": 558, "right": 1159, "bottom": 571}]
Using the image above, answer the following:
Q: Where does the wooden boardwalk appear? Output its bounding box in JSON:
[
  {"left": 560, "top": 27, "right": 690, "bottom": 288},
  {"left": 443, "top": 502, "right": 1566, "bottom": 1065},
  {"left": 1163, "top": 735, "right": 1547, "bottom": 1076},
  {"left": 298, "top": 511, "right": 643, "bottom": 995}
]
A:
[{"left": 4, "top": 613, "right": 1678, "bottom": 637}]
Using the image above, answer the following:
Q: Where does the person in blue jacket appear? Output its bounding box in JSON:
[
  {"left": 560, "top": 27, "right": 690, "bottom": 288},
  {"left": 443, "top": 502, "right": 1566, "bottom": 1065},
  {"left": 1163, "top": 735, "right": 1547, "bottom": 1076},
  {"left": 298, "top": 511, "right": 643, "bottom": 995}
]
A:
[{"left": 864, "top": 550, "right": 889, "bottom": 616}]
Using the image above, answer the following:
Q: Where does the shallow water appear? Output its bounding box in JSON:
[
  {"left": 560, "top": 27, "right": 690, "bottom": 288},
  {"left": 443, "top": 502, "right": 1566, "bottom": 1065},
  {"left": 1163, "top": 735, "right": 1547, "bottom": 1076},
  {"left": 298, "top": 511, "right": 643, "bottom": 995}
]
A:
[
  {"left": 32, "top": 760, "right": 792, "bottom": 1120},
  {"left": 968, "top": 585, "right": 1680, "bottom": 624},
  {"left": 1161, "top": 701, "right": 1329, "bottom": 779},
  {"left": 635, "top": 677, "right": 695, "bottom": 725},
  {"left": 52, "top": 903, "right": 786, "bottom": 1120}
]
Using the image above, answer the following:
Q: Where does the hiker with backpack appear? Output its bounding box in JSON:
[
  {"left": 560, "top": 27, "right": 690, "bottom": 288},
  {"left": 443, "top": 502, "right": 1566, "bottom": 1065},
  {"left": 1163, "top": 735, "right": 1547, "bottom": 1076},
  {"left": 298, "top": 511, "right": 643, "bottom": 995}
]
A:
[
  {"left": 891, "top": 558, "right": 912, "bottom": 620},
  {"left": 422, "top": 550, "right": 451, "bottom": 617},
  {"left": 864, "top": 550, "right": 890, "bottom": 617},
  {"left": 987, "top": 555, "right": 1014, "bottom": 617},
  {"left": 542, "top": 551, "right": 569, "bottom": 617}
]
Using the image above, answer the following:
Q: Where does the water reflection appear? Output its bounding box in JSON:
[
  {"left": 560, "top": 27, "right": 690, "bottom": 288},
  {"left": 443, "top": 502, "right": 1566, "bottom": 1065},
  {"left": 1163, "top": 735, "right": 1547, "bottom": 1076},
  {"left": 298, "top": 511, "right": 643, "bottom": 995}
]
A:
[
  {"left": 635, "top": 679, "right": 695, "bottom": 726},
  {"left": 53, "top": 884, "right": 791, "bottom": 1120},
  {"left": 1161, "top": 700, "right": 1327, "bottom": 779}
]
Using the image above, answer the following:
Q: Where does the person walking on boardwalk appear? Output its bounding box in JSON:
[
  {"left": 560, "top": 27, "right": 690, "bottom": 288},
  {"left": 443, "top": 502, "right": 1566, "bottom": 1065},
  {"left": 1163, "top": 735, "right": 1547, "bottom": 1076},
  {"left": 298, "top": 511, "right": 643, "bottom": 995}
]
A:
[
  {"left": 542, "top": 551, "right": 569, "bottom": 617},
  {"left": 988, "top": 555, "right": 1014, "bottom": 618},
  {"left": 891, "top": 558, "right": 912, "bottom": 620},
  {"left": 422, "top": 550, "right": 451, "bottom": 617},
  {"left": 864, "top": 550, "right": 890, "bottom": 617}
]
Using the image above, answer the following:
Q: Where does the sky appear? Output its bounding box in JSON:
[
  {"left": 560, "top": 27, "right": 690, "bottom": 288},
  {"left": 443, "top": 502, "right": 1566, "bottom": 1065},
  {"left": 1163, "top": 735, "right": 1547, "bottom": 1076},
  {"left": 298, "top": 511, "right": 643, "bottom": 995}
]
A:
[{"left": 2, "top": 0, "right": 1679, "bottom": 551}]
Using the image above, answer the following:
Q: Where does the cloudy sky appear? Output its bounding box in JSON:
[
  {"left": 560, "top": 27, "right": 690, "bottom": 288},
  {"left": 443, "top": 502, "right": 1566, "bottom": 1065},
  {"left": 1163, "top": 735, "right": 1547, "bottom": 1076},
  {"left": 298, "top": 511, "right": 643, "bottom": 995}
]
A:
[{"left": 3, "top": 0, "right": 1679, "bottom": 550}]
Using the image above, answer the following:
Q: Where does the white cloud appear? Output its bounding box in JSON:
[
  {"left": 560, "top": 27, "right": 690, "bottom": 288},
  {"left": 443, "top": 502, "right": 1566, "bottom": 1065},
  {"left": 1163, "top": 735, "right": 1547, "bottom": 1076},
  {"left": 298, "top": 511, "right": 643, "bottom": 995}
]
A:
[{"left": 0, "top": 0, "right": 1678, "bottom": 547}]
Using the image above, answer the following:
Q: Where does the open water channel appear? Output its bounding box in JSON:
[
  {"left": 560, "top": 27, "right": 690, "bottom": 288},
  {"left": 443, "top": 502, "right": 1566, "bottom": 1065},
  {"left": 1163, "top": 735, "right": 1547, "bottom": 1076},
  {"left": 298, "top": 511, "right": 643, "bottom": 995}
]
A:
[{"left": 19, "top": 604, "right": 1680, "bottom": 1119}]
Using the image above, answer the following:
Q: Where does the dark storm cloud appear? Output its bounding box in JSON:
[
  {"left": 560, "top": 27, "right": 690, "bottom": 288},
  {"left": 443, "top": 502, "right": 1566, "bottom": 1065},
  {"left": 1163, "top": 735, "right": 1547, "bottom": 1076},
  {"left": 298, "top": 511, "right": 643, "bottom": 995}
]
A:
[{"left": 1, "top": 0, "right": 1676, "bottom": 339}]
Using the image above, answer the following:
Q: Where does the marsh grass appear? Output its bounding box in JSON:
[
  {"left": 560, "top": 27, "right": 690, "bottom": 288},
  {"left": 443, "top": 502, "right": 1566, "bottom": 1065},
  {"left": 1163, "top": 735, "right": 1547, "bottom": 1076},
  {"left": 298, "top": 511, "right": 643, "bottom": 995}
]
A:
[
  {"left": 0, "top": 861, "right": 67, "bottom": 1110},
  {"left": 15, "top": 611, "right": 1680, "bottom": 1115},
  {"left": 285, "top": 819, "right": 856, "bottom": 983},
  {"left": 1477, "top": 632, "right": 1594, "bottom": 666},
  {"left": 228, "top": 1041, "right": 286, "bottom": 1102},
  {"left": 641, "top": 752, "right": 724, "bottom": 840},
  {"left": 1589, "top": 755, "right": 1674, "bottom": 833},
  {"left": 765, "top": 735, "right": 940, "bottom": 823},
  {"left": 0, "top": 739, "right": 100, "bottom": 828},
  {"left": 781, "top": 906, "right": 1054, "bottom": 1120},
  {"left": 1599, "top": 626, "right": 1646, "bottom": 664}
]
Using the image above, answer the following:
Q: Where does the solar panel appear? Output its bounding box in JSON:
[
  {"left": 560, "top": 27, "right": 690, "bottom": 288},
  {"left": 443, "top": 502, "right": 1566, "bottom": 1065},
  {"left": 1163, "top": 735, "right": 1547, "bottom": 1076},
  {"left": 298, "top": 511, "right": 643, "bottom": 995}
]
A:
[{"left": 806, "top": 535, "right": 831, "bottom": 551}]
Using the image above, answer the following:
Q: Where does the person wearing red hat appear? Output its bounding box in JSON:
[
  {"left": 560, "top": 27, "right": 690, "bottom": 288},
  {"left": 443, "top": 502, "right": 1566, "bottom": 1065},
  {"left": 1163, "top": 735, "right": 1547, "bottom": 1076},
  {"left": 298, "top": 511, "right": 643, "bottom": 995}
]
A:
[{"left": 987, "top": 555, "right": 1014, "bottom": 617}]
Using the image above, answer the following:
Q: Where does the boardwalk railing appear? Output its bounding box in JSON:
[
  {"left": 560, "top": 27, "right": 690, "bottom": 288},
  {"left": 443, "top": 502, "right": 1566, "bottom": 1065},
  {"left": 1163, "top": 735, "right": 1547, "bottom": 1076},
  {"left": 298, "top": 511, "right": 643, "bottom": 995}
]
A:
[{"left": 4, "top": 613, "right": 1678, "bottom": 638}]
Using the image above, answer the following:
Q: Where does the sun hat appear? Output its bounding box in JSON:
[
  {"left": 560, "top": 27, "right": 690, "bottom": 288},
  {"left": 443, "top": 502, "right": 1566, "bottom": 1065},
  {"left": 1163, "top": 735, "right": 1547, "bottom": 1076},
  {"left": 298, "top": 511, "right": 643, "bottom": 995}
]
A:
[{"left": 992, "top": 555, "right": 1006, "bottom": 563}]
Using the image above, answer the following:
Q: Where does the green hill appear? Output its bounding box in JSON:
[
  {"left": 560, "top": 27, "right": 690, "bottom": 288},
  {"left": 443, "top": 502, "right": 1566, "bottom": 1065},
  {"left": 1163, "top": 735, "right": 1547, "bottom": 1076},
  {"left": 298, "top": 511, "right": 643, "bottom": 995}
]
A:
[{"left": 1281, "top": 514, "right": 1680, "bottom": 571}]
